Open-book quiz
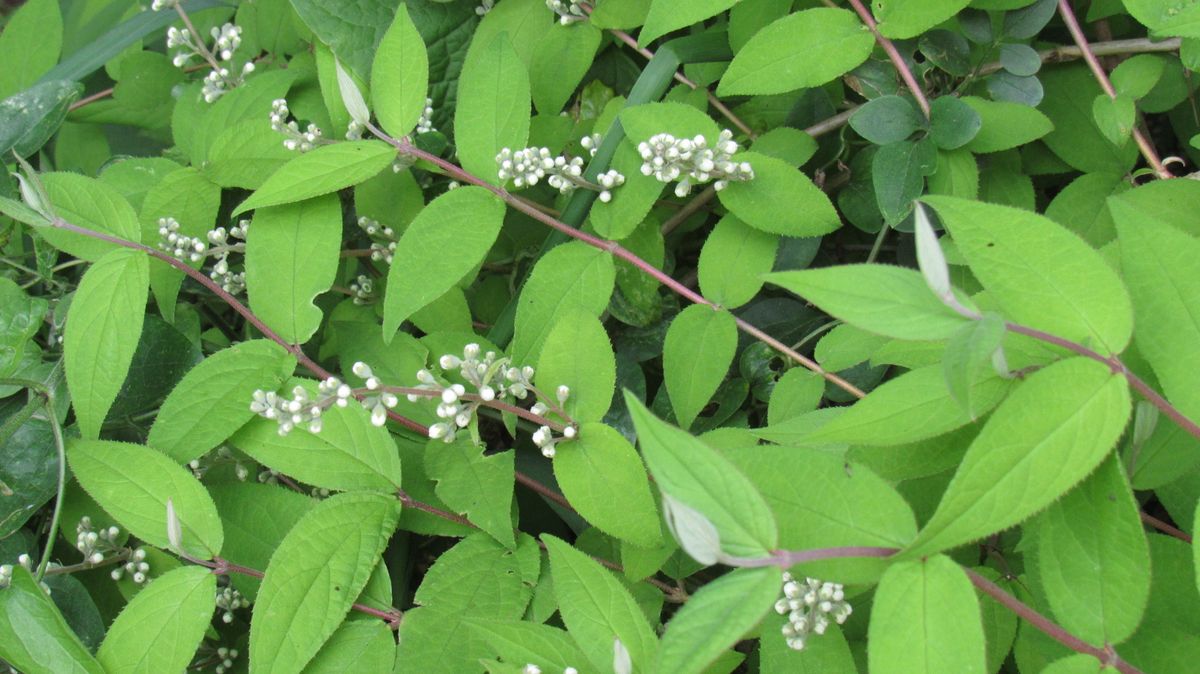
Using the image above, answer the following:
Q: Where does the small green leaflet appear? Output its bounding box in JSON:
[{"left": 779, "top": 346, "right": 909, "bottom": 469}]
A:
[
  {"left": 905, "top": 357, "right": 1131, "bottom": 557},
  {"left": 188, "top": 69, "right": 296, "bottom": 165},
  {"left": 868, "top": 554, "right": 986, "bottom": 674},
  {"left": 639, "top": 0, "right": 738, "bottom": 45},
  {"left": 929, "top": 96, "right": 983, "bottom": 150},
  {"left": 371, "top": 4, "right": 429, "bottom": 139},
  {"left": 413, "top": 533, "right": 533, "bottom": 615},
  {"left": 655, "top": 567, "right": 781, "bottom": 674},
  {"left": 530, "top": 22, "right": 601, "bottom": 114},
  {"left": 96, "top": 566, "right": 216, "bottom": 674},
  {"left": 663, "top": 304, "right": 736, "bottom": 430},
  {"left": 875, "top": 0, "right": 971, "bottom": 39},
  {"left": 454, "top": 32, "right": 530, "bottom": 185},
  {"left": 0, "top": 0, "right": 62, "bottom": 98},
  {"left": 510, "top": 241, "right": 615, "bottom": 366},
  {"left": 232, "top": 141, "right": 397, "bottom": 215},
  {"left": 465, "top": 619, "right": 590, "bottom": 672},
  {"left": 962, "top": 96, "right": 1054, "bottom": 153},
  {"left": 64, "top": 248, "right": 148, "bottom": 439},
  {"left": 850, "top": 95, "right": 925, "bottom": 145},
  {"left": 303, "top": 620, "right": 395, "bottom": 673},
  {"left": 536, "top": 311, "right": 616, "bottom": 422},
  {"left": 697, "top": 214, "right": 779, "bottom": 310},
  {"left": 148, "top": 340, "right": 296, "bottom": 464},
  {"left": 619, "top": 101, "right": 721, "bottom": 144},
  {"left": 718, "top": 8, "right": 874, "bottom": 96},
  {"left": 68, "top": 439, "right": 224, "bottom": 558},
  {"left": 555, "top": 423, "right": 661, "bottom": 547},
  {"left": 383, "top": 186, "right": 505, "bottom": 340},
  {"left": 717, "top": 152, "right": 840, "bottom": 236},
  {"left": 425, "top": 438, "right": 516, "bottom": 549},
  {"left": 942, "top": 314, "right": 1007, "bottom": 418},
  {"left": 249, "top": 492, "right": 400, "bottom": 674},
  {"left": 625, "top": 393, "right": 778, "bottom": 560},
  {"left": 1093, "top": 94, "right": 1136, "bottom": 146},
  {"left": 543, "top": 535, "right": 659, "bottom": 673},
  {"left": 0, "top": 566, "right": 104, "bottom": 674}
]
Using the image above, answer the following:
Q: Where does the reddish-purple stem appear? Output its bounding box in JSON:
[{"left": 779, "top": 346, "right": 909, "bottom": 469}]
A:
[
  {"left": 1140, "top": 511, "right": 1193, "bottom": 543},
  {"left": 843, "top": 0, "right": 932, "bottom": 117}
]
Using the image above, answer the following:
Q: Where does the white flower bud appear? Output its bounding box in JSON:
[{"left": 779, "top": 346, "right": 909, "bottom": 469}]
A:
[
  {"left": 370, "top": 405, "right": 387, "bottom": 427},
  {"left": 562, "top": 425, "right": 576, "bottom": 439}
]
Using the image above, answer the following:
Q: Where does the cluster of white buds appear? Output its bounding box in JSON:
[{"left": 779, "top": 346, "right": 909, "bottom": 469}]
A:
[
  {"left": 593, "top": 169, "right": 625, "bottom": 203},
  {"left": 188, "top": 446, "right": 250, "bottom": 482},
  {"left": 0, "top": 554, "right": 29, "bottom": 590},
  {"left": 496, "top": 146, "right": 625, "bottom": 201},
  {"left": 637, "top": 129, "right": 754, "bottom": 197},
  {"left": 151, "top": 0, "right": 179, "bottom": 10},
  {"left": 109, "top": 547, "right": 151, "bottom": 585},
  {"left": 215, "top": 586, "right": 249, "bottom": 623},
  {"left": 270, "top": 99, "right": 324, "bottom": 152},
  {"left": 522, "top": 665, "right": 579, "bottom": 674},
  {"left": 579, "top": 133, "right": 603, "bottom": 157},
  {"left": 530, "top": 385, "right": 574, "bottom": 458},
  {"left": 250, "top": 368, "right": 401, "bottom": 434},
  {"left": 546, "top": 0, "right": 588, "bottom": 24},
  {"left": 416, "top": 97, "right": 436, "bottom": 134},
  {"left": 346, "top": 119, "right": 365, "bottom": 140},
  {"left": 475, "top": 0, "right": 495, "bottom": 16},
  {"left": 165, "top": 22, "right": 253, "bottom": 102},
  {"left": 75, "top": 516, "right": 120, "bottom": 565},
  {"left": 774, "top": 573, "right": 852, "bottom": 651},
  {"left": 357, "top": 216, "right": 398, "bottom": 264},
  {"left": 214, "top": 647, "right": 240, "bottom": 674},
  {"left": 206, "top": 219, "right": 249, "bottom": 294},
  {"left": 351, "top": 362, "right": 402, "bottom": 427},
  {"left": 157, "top": 217, "right": 206, "bottom": 262},
  {"left": 349, "top": 274, "right": 376, "bottom": 304}
]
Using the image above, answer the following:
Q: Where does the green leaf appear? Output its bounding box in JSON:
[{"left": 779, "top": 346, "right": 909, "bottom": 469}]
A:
[
  {"left": 717, "top": 152, "right": 840, "bottom": 236},
  {"left": 619, "top": 101, "right": 721, "bottom": 145},
  {"left": 663, "top": 305, "right": 737, "bottom": 430},
  {"left": 590, "top": 0, "right": 652, "bottom": 29},
  {"left": 536, "top": 312, "right": 616, "bottom": 422},
  {"left": 40, "top": 172, "right": 142, "bottom": 262},
  {"left": 68, "top": 439, "right": 224, "bottom": 558},
  {"left": 454, "top": 32, "right": 531, "bottom": 185},
  {"left": 289, "top": 0, "right": 396, "bottom": 79},
  {"left": 0, "top": 80, "right": 81, "bottom": 159},
  {"left": 626, "top": 394, "right": 777, "bottom": 559},
  {"left": 556, "top": 422, "right": 661, "bottom": 547},
  {"left": 760, "top": 618, "right": 856, "bottom": 672},
  {"left": 204, "top": 118, "right": 296, "bottom": 189},
  {"left": 697, "top": 214, "right": 779, "bottom": 310},
  {"left": 148, "top": 340, "right": 295, "bottom": 464},
  {"left": 927, "top": 148, "right": 980, "bottom": 199},
  {"left": 640, "top": 0, "right": 738, "bottom": 45},
  {"left": 1114, "top": 209, "right": 1200, "bottom": 441},
  {"left": 1092, "top": 94, "right": 1136, "bottom": 146},
  {"left": 925, "top": 195, "right": 1134, "bottom": 355},
  {"left": 849, "top": 95, "right": 924, "bottom": 145},
  {"left": 0, "top": 0, "right": 62, "bottom": 99},
  {"left": 232, "top": 141, "right": 397, "bottom": 215},
  {"left": 906, "top": 357, "right": 1131, "bottom": 557},
  {"left": 188, "top": 69, "right": 296, "bottom": 165},
  {"left": 137, "top": 167, "right": 221, "bottom": 322},
  {"left": 230, "top": 394, "right": 403, "bottom": 493},
  {"left": 656, "top": 567, "right": 781, "bottom": 674},
  {"left": 1124, "top": 0, "right": 1200, "bottom": 38},
  {"left": 1111, "top": 54, "right": 1165, "bottom": 100},
  {"left": 302, "top": 620, "right": 395, "bottom": 674},
  {"left": 999, "top": 42, "right": 1042, "bottom": 76},
  {"left": 542, "top": 534, "right": 659, "bottom": 673},
  {"left": 962, "top": 96, "right": 1053, "bottom": 153},
  {"left": 0, "top": 278, "right": 47, "bottom": 379},
  {"left": 371, "top": 4, "right": 429, "bottom": 138},
  {"left": 765, "top": 265, "right": 970, "bottom": 341},
  {"left": 872, "top": 139, "right": 933, "bottom": 225},
  {"left": 876, "top": 0, "right": 970, "bottom": 38},
  {"left": 413, "top": 533, "right": 532, "bottom": 615},
  {"left": 1039, "top": 66, "right": 1137, "bottom": 174},
  {"left": 1033, "top": 456, "right": 1150, "bottom": 645},
  {"left": 717, "top": 8, "right": 874, "bottom": 96},
  {"left": 942, "top": 313, "right": 1007, "bottom": 418},
  {"left": 383, "top": 186, "right": 505, "bottom": 339},
  {"left": 0, "top": 566, "right": 104, "bottom": 674},
  {"left": 209, "top": 482, "right": 315, "bottom": 601},
  {"left": 531, "top": 22, "right": 601, "bottom": 114},
  {"left": 929, "top": 96, "right": 983, "bottom": 150},
  {"left": 510, "top": 241, "right": 615, "bottom": 366},
  {"left": 466, "top": 619, "right": 590, "bottom": 672},
  {"left": 96, "top": 566, "right": 216, "bottom": 674},
  {"left": 425, "top": 438, "right": 515, "bottom": 549},
  {"left": 64, "top": 248, "right": 148, "bottom": 439},
  {"left": 589, "top": 140, "right": 666, "bottom": 240},
  {"left": 249, "top": 492, "right": 400, "bottom": 674},
  {"left": 245, "top": 195, "right": 342, "bottom": 344},
  {"left": 868, "top": 554, "right": 986, "bottom": 674}
]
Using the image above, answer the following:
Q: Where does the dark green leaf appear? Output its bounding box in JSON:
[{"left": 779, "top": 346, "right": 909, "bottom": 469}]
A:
[
  {"left": 849, "top": 95, "right": 924, "bottom": 145},
  {"left": 929, "top": 96, "right": 982, "bottom": 150}
]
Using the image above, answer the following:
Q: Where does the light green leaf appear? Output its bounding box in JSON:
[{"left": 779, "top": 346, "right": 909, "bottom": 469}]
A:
[
  {"left": 96, "top": 566, "right": 216, "bottom": 674},
  {"left": 1034, "top": 456, "right": 1150, "bottom": 645},
  {"left": 511, "top": 241, "right": 615, "bottom": 366},
  {"left": 245, "top": 195, "right": 342, "bottom": 344},
  {"left": 232, "top": 141, "right": 397, "bottom": 215},
  {"left": 302, "top": 620, "right": 394, "bottom": 674},
  {"left": 876, "top": 0, "right": 970, "bottom": 38},
  {"left": 425, "top": 438, "right": 515, "bottom": 549},
  {"left": 943, "top": 313, "right": 1007, "bottom": 418},
  {"left": 767, "top": 368, "right": 825, "bottom": 424},
  {"left": 466, "top": 619, "right": 590, "bottom": 672},
  {"left": 698, "top": 214, "right": 779, "bottom": 310},
  {"left": 656, "top": 567, "right": 781, "bottom": 674},
  {"left": 204, "top": 118, "right": 296, "bottom": 189},
  {"left": 906, "top": 357, "right": 1131, "bottom": 557},
  {"left": 40, "top": 172, "right": 141, "bottom": 262},
  {"left": 626, "top": 394, "right": 777, "bottom": 559},
  {"left": 619, "top": 101, "right": 721, "bottom": 144},
  {"left": 289, "top": 0, "right": 396, "bottom": 79},
  {"left": 556, "top": 423, "right": 661, "bottom": 547},
  {"left": 209, "top": 482, "right": 316, "bottom": 601},
  {"left": 1114, "top": 209, "right": 1200, "bottom": 431},
  {"left": 962, "top": 96, "right": 1053, "bottom": 153},
  {"left": 590, "top": 0, "right": 652, "bottom": 29},
  {"left": 543, "top": 535, "right": 659, "bottom": 674},
  {"left": 717, "top": 152, "right": 840, "bottom": 236},
  {"left": 148, "top": 340, "right": 295, "bottom": 464},
  {"left": 249, "top": 492, "right": 400, "bottom": 674},
  {"left": 1111, "top": 54, "right": 1165, "bottom": 100},
  {"left": 760, "top": 617, "right": 856, "bottom": 673},
  {"left": 413, "top": 533, "right": 532, "bottom": 615},
  {"left": 0, "top": 567, "right": 104, "bottom": 674},
  {"left": 925, "top": 195, "right": 1134, "bottom": 355},
  {"left": 663, "top": 304, "right": 737, "bottom": 430},
  {"left": 1092, "top": 94, "right": 1136, "bottom": 146},
  {"left": 138, "top": 167, "right": 221, "bottom": 322},
  {"left": 765, "top": 265, "right": 970, "bottom": 341},
  {"left": 537, "top": 312, "right": 616, "bottom": 423},
  {"left": 454, "top": 32, "right": 530, "bottom": 185},
  {"left": 588, "top": 140, "right": 666, "bottom": 240},
  {"left": 0, "top": 0, "right": 62, "bottom": 98},
  {"left": 68, "top": 439, "right": 223, "bottom": 558},
  {"left": 640, "top": 0, "right": 738, "bottom": 45},
  {"left": 927, "top": 148, "right": 980, "bottom": 199},
  {"left": 717, "top": 8, "right": 875, "bottom": 96},
  {"left": 383, "top": 186, "right": 505, "bottom": 339},
  {"left": 188, "top": 69, "right": 296, "bottom": 165},
  {"left": 64, "top": 248, "right": 148, "bottom": 439},
  {"left": 230, "top": 395, "right": 403, "bottom": 493},
  {"left": 1123, "top": 0, "right": 1200, "bottom": 38},
  {"left": 531, "top": 21, "right": 601, "bottom": 114},
  {"left": 868, "top": 554, "right": 986, "bottom": 674},
  {"left": 371, "top": 4, "right": 429, "bottom": 138},
  {"left": 1039, "top": 66, "right": 1137, "bottom": 174}
]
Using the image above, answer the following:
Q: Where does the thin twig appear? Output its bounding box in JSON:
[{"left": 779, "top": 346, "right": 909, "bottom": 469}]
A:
[
  {"left": 1141, "top": 511, "right": 1193, "bottom": 543},
  {"left": 660, "top": 186, "right": 716, "bottom": 236},
  {"left": 843, "top": 0, "right": 931, "bottom": 117}
]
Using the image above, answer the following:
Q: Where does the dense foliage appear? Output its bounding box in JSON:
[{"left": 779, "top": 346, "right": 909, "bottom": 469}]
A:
[{"left": 2, "top": 0, "right": 1200, "bottom": 672}]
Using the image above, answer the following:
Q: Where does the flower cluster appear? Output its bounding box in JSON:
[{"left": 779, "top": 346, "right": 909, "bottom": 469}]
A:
[
  {"left": 349, "top": 274, "right": 376, "bottom": 304},
  {"left": 416, "top": 97, "right": 436, "bottom": 135},
  {"left": 358, "top": 215, "right": 398, "bottom": 264},
  {"left": 188, "top": 446, "right": 250, "bottom": 482},
  {"left": 249, "top": 370, "right": 400, "bottom": 435},
  {"left": 497, "top": 146, "right": 625, "bottom": 201},
  {"left": 546, "top": 0, "right": 588, "bottom": 24},
  {"left": 522, "top": 665, "right": 579, "bottom": 674},
  {"left": 579, "top": 133, "right": 603, "bottom": 157},
  {"left": 165, "top": 23, "right": 254, "bottom": 102},
  {"left": 157, "top": 217, "right": 249, "bottom": 294},
  {"left": 530, "top": 387, "right": 575, "bottom": 458},
  {"left": 270, "top": 99, "right": 324, "bottom": 152},
  {"left": 476, "top": 0, "right": 495, "bottom": 16},
  {"left": 637, "top": 129, "right": 755, "bottom": 197},
  {"left": 213, "top": 647, "right": 240, "bottom": 674},
  {"left": 0, "top": 554, "right": 32, "bottom": 590},
  {"left": 75, "top": 516, "right": 121, "bottom": 565},
  {"left": 109, "top": 548, "right": 151, "bottom": 585},
  {"left": 157, "top": 217, "right": 206, "bottom": 262},
  {"left": 773, "top": 573, "right": 852, "bottom": 651},
  {"left": 215, "top": 585, "right": 249, "bottom": 623}
]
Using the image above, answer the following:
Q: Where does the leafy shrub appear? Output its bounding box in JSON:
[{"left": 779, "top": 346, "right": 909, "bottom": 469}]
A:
[{"left": 2, "top": 0, "right": 1199, "bottom": 672}]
